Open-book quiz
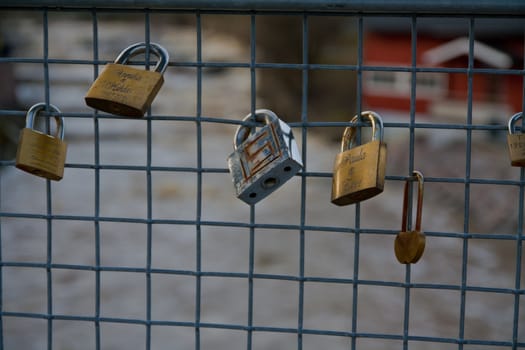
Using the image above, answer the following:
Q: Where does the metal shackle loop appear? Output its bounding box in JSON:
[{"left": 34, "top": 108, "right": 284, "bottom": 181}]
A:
[
  {"left": 508, "top": 112, "right": 523, "bottom": 135},
  {"left": 341, "top": 111, "right": 384, "bottom": 152},
  {"left": 114, "top": 42, "right": 170, "bottom": 74},
  {"left": 401, "top": 170, "right": 424, "bottom": 233},
  {"left": 25, "top": 102, "right": 64, "bottom": 140},
  {"left": 234, "top": 109, "right": 279, "bottom": 149}
]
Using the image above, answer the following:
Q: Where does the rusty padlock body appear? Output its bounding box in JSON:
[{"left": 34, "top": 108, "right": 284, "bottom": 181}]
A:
[
  {"left": 394, "top": 171, "right": 426, "bottom": 264},
  {"left": 331, "top": 111, "right": 387, "bottom": 206},
  {"left": 85, "top": 42, "right": 169, "bottom": 117},
  {"left": 227, "top": 109, "right": 303, "bottom": 205},
  {"left": 15, "top": 103, "right": 67, "bottom": 181},
  {"left": 506, "top": 112, "right": 525, "bottom": 167}
]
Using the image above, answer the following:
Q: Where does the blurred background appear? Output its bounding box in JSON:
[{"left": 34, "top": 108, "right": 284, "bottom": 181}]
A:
[{"left": 0, "top": 8, "right": 523, "bottom": 350}]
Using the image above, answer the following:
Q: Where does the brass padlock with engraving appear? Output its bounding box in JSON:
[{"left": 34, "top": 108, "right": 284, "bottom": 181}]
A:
[
  {"left": 394, "top": 171, "right": 426, "bottom": 264},
  {"left": 331, "top": 111, "right": 387, "bottom": 205},
  {"left": 85, "top": 42, "right": 169, "bottom": 117},
  {"left": 227, "top": 109, "right": 303, "bottom": 205},
  {"left": 506, "top": 112, "right": 525, "bottom": 167},
  {"left": 15, "top": 103, "right": 67, "bottom": 181}
]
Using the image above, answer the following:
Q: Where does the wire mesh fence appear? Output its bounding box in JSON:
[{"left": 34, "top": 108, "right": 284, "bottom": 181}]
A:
[{"left": 0, "top": 2, "right": 524, "bottom": 350}]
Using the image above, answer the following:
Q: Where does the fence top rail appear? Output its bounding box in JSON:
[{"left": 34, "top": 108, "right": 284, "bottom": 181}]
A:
[{"left": 2, "top": 0, "right": 525, "bottom": 15}]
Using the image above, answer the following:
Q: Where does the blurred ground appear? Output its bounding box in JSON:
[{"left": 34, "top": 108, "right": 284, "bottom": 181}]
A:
[{"left": 0, "top": 12, "right": 523, "bottom": 350}]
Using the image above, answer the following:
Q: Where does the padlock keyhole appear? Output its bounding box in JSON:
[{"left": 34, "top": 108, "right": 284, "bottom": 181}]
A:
[{"left": 262, "top": 177, "right": 278, "bottom": 189}]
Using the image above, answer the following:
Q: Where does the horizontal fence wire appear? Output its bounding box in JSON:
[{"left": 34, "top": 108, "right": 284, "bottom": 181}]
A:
[
  {"left": 0, "top": 2, "right": 524, "bottom": 350},
  {"left": 2, "top": 0, "right": 525, "bottom": 15}
]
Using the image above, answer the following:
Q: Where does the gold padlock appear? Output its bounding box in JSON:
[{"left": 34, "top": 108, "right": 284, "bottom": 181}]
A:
[
  {"left": 85, "top": 42, "right": 169, "bottom": 117},
  {"left": 15, "top": 103, "right": 67, "bottom": 181},
  {"left": 506, "top": 112, "right": 525, "bottom": 167},
  {"left": 394, "top": 171, "right": 426, "bottom": 264},
  {"left": 331, "top": 111, "right": 387, "bottom": 205}
]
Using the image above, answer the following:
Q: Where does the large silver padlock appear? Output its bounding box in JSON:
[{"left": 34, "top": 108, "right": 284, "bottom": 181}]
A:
[{"left": 227, "top": 109, "right": 303, "bottom": 205}]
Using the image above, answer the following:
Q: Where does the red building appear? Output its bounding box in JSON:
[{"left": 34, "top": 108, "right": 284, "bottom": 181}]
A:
[{"left": 362, "top": 20, "right": 524, "bottom": 122}]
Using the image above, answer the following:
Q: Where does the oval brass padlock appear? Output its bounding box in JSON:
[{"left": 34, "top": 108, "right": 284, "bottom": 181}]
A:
[
  {"left": 227, "top": 109, "right": 303, "bottom": 205},
  {"left": 394, "top": 171, "right": 425, "bottom": 264},
  {"left": 331, "top": 111, "right": 387, "bottom": 205},
  {"left": 506, "top": 112, "right": 525, "bottom": 167},
  {"left": 85, "top": 42, "right": 169, "bottom": 117},
  {"left": 15, "top": 103, "right": 67, "bottom": 181}
]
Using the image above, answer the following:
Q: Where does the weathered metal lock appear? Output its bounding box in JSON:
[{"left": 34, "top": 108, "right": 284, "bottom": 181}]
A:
[
  {"left": 394, "top": 171, "right": 426, "bottom": 264},
  {"left": 331, "top": 111, "right": 387, "bottom": 205},
  {"left": 15, "top": 102, "right": 67, "bottom": 181},
  {"left": 85, "top": 42, "right": 169, "bottom": 117},
  {"left": 227, "top": 109, "right": 303, "bottom": 205},
  {"left": 506, "top": 112, "right": 525, "bottom": 166}
]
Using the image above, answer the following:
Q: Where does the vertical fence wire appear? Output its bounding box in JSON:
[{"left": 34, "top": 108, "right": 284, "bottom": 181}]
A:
[
  {"left": 297, "top": 12, "right": 309, "bottom": 350},
  {"left": 42, "top": 9, "right": 55, "bottom": 350},
  {"left": 90, "top": 8, "right": 102, "bottom": 350},
  {"left": 458, "top": 16, "right": 476, "bottom": 350},
  {"left": 144, "top": 10, "right": 153, "bottom": 350},
  {"left": 247, "top": 12, "right": 257, "bottom": 350},
  {"left": 401, "top": 15, "right": 416, "bottom": 350},
  {"left": 0, "top": 4, "right": 524, "bottom": 350},
  {"left": 513, "top": 26, "right": 525, "bottom": 350},
  {"left": 0, "top": 160, "right": 2, "bottom": 350},
  {"left": 351, "top": 14, "right": 364, "bottom": 350},
  {"left": 195, "top": 10, "right": 203, "bottom": 350},
  {"left": 0, "top": 102, "right": 4, "bottom": 350}
]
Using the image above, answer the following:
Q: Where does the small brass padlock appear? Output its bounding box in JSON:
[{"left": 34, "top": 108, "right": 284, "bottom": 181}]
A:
[
  {"left": 227, "top": 109, "right": 303, "bottom": 205},
  {"left": 15, "top": 103, "right": 67, "bottom": 181},
  {"left": 85, "top": 42, "right": 169, "bottom": 117},
  {"left": 331, "top": 111, "right": 387, "bottom": 205},
  {"left": 506, "top": 112, "right": 525, "bottom": 166},
  {"left": 394, "top": 171, "right": 426, "bottom": 264}
]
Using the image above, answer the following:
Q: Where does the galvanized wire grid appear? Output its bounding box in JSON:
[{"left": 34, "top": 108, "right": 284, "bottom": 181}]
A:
[{"left": 0, "top": 3, "right": 524, "bottom": 350}]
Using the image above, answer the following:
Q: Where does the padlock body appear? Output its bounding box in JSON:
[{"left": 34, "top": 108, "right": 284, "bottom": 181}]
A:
[
  {"left": 394, "top": 230, "right": 426, "bottom": 264},
  {"left": 16, "top": 128, "right": 67, "bottom": 181},
  {"left": 507, "top": 133, "right": 525, "bottom": 167},
  {"left": 85, "top": 63, "right": 164, "bottom": 117},
  {"left": 331, "top": 139, "right": 386, "bottom": 206},
  {"left": 228, "top": 118, "right": 302, "bottom": 205}
]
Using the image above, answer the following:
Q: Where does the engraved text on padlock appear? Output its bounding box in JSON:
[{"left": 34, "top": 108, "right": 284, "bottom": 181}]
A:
[
  {"left": 85, "top": 42, "right": 169, "bottom": 117},
  {"left": 331, "top": 111, "right": 387, "bottom": 206},
  {"left": 507, "top": 112, "right": 525, "bottom": 167}
]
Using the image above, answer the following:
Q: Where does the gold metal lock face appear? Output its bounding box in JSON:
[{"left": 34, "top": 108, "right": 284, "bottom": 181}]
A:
[
  {"left": 506, "top": 112, "right": 525, "bottom": 167},
  {"left": 85, "top": 42, "right": 169, "bottom": 117},
  {"left": 394, "top": 171, "right": 426, "bottom": 264},
  {"left": 15, "top": 103, "right": 67, "bottom": 181},
  {"left": 331, "top": 111, "right": 387, "bottom": 206}
]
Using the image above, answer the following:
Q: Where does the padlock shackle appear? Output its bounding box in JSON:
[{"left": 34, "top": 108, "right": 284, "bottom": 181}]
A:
[
  {"left": 508, "top": 112, "right": 523, "bottom": 134},
  {"left": 25, "top": 102, "right": 64, "bottom": 140},
  {"left": 233, "top": 109, "right": 279, "bottom": 149},
  {"left": 114, "top": 42, "right": 170, "bottom": 74},
  {"left": 401, "top": 170, "right": 424, "bottom": 233},
  {"left": 341, "top": 110, "right": 384, "bottom": 152}
]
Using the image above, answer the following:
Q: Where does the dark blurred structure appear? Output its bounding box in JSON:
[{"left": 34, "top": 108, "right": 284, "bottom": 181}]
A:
[
  {"left": 205, "top": 15, "right": 358, "bottom": 140},
  {"left": 206, "top": 16, "right": 523, "bottom": 137},
  {"left": 0, "top": 33, "right": 23, "bottom": 161}
]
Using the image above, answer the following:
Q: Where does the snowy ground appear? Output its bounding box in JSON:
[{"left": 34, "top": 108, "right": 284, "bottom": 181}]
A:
[{"left": 0, "top": 12, "right": 523, "bottom": 350}]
